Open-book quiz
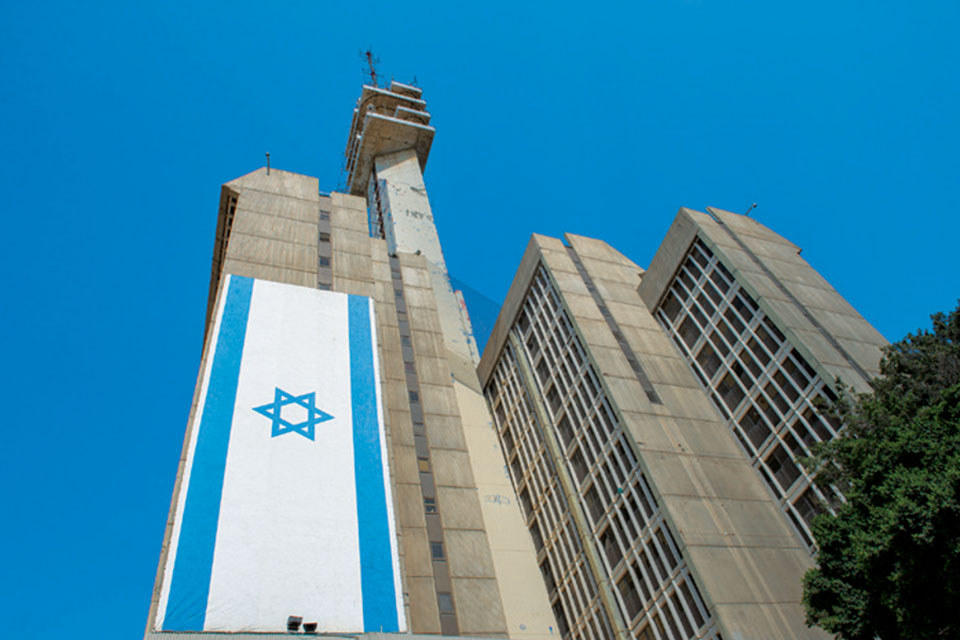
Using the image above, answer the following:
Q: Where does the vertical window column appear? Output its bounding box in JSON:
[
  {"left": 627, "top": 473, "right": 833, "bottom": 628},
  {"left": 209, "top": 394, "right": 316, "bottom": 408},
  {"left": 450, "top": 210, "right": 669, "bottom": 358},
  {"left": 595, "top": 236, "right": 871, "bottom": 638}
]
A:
[
  {"left": 317, "top": 206, "right": 332, "bottom": 290},
  {"left": 389, "top": 256, "right": 459, "bottom": 636},
  {"left": 367, "top": 172, "right": 387, "bottom": 240}
]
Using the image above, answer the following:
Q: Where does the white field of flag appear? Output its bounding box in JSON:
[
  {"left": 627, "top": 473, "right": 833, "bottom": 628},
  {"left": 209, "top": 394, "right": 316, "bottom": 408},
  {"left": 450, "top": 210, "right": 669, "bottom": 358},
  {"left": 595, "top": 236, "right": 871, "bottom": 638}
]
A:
[{"left": 154, "top": 275, "right": 405, "bottom": 633}]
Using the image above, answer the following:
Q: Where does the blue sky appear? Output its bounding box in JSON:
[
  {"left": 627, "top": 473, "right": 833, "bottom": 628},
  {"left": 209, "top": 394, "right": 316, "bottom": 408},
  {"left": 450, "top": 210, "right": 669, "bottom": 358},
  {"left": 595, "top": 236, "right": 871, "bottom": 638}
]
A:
[{"left": 1, "top": 2, "right": 957, "bottom": 638}]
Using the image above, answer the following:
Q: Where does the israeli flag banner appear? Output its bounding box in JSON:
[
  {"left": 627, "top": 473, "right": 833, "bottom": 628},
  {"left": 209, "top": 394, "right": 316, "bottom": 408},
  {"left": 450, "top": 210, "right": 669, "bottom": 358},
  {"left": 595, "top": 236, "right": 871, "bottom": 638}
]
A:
[{"left": 155, "top": 275, "right": 405, "bottom": 633}]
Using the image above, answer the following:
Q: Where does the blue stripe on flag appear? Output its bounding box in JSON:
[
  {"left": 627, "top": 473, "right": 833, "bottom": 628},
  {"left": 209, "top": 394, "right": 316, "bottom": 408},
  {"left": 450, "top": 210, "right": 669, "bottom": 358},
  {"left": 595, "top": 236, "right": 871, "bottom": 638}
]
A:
[
  {"left": 348, "top": 295, "right": 399, "bottom": 632},
  {"left": 164, "top": 275, "right": 254, "bottom": 630}
]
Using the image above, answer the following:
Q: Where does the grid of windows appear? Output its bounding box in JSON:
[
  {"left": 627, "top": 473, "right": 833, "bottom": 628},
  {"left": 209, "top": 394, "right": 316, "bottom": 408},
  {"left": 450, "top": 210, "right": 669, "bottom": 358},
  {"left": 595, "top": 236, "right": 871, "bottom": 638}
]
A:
[
  {"left": 655, "top": 238, "right": 840, "bottom": 546},
  {"left": 487, "top": 266, "right": 720, "bottom": 640}
]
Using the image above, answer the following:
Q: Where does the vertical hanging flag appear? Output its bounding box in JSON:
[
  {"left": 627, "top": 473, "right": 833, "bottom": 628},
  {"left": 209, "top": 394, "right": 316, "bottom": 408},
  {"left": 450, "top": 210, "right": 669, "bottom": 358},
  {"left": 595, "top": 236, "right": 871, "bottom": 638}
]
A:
[{"left": 155, "top": 275, "right": 404, "bottom": 633}]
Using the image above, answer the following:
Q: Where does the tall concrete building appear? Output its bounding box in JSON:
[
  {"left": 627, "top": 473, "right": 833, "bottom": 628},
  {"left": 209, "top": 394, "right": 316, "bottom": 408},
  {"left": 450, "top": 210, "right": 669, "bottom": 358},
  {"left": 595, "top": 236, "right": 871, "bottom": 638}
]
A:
[
  {"left": 147, "top": 82, "right": 556, "bottom": 639},
  {"left": 478, "top": 208, "right": 886, "bottom": 639},
  {"left": 148, "top": 78, "right": 886, "bottom": 640}
]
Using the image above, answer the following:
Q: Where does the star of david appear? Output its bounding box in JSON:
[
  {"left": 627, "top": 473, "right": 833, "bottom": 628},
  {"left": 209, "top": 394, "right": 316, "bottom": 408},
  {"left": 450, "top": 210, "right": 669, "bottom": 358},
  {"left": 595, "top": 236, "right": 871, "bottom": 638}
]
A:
[{"left": 252, "top": 388, "right": 334, "bottom": 441}]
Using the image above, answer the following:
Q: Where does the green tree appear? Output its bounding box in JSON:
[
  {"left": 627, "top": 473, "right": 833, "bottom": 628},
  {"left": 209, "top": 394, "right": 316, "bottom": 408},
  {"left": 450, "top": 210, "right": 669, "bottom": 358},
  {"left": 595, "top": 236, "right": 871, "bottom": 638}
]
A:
[{"left": 803, "top": 302, "right": 960, "bottom": 639}]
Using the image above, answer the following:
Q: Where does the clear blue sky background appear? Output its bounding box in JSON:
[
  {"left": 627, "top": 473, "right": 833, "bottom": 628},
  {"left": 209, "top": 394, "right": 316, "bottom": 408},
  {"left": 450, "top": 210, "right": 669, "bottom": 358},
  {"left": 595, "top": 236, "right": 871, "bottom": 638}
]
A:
[{"left": 1, "top": 2, "right": 957, "bottom": 638}]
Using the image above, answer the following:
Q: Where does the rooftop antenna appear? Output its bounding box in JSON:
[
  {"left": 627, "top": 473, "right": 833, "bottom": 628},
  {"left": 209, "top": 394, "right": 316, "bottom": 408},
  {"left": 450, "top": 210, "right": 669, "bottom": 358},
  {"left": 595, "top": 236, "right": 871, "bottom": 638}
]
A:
[
  {"left": 744, "top": 202, "right": 757, "bottom": 216},
  {"left": 361, "top": 48, "right": 380, "bottom": 87},
  {"left": 265, "top": 151, "right": 271, "bottom": 175}
]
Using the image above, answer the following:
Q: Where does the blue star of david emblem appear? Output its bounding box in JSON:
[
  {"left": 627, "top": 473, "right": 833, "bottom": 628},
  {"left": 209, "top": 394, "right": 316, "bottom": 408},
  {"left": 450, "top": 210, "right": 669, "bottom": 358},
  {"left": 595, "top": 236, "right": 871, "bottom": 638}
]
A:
[{"left": 252, "top": 388, "right": 334, "bottom": 441}]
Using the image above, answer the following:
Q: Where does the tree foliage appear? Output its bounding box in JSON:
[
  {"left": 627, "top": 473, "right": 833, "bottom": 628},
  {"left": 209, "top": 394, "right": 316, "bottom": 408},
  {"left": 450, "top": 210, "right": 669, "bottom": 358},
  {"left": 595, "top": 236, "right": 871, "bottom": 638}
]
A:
[{"left": 803, "top": 302, "right": 960, "bottom": 639}]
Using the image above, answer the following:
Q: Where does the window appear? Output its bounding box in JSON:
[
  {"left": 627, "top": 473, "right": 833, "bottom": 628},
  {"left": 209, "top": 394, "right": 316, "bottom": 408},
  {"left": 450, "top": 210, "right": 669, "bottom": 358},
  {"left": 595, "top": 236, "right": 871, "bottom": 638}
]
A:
[
  {"left": 584, "top": 485, "right": 604, "bottom": 523},
  {"left": 319, "top": 211, "right": 330, "bottom": 221},
  {"left": 767, "top": 445, "right": 801, "bottom": 489},
  {"left": 617, "top": 572, "right": 642, "bottom": 620},
  {"left": 717, "top": 373, "right": 744, "bottom": 410},
  {"left": 696, "top": 343, "right": 721, "bottom": 379},
  {"left": 739, "top": 407, "right": 771, "bottom": 448},
  {"left": 662, "top": 291, "right": 682, "bottom": 321},
  {"left": 437, "top": 592, "right": 454, "bottom": 613},
  {"left": 678, "top": 317, "right": 700, "bottom": 348},
  {"left": 424, "top": 497, "right": 437, "bottom": 514},
  {"left": 794, "top": 488, "right": 821, "bottom": 526},
  {"left": 530, "top": 521, "right": 544, "bottom": 551},
  {"left": 539, "top": 559, "right": 557, "bottom": 591},
  {"left": 600, "top": 527, "right": 622, "bottom": 568},
  {"left": 318, "top": 256, "right": 330, "bottom": 267},
  {"left": 552, "top": 601, "right": 569, "bottom": 637},
  {"left": 319, "top": 232, "right": 330, "bottom": 243},
  {"left": 570, "top": 447, "right": 588, "bottom": 481},
  {"left": 430, "top": 541, "right": 445, "bottom": 560}
]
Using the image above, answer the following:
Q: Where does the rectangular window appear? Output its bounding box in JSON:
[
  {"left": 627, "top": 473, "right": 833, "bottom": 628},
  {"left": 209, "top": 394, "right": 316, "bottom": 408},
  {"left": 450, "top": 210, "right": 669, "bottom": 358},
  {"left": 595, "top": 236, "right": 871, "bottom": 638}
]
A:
[
  {"left": 437, "top": 592, "right": 454, "bottom": 613},
  {"left": 570, "top": 447, "right": 589, "bottom": 482},
  {"left": 539, "top": 559, "right": 556, "bottom": 592},
  {"left": 662, "top": 291, "right": 682, "bottom": 321},
  {"left": 679, "top": 317, "right": 701, "bottom": 348},
  {"left": 739, "top": 406, "right": 771, "bottom": 448},
  {"left": 679, "top": 579, "right": 706, "bottom": 629},
  {"left": 794, "top": 488, "right": 822, "bottom": 526},
  {"left": 552, "top": 601, "right": 569, "bottom": 637},
  {"left": 775, "top": 370, "right": 800, "bottom": 403},
  {"left": 546, "top": 384, "right": 561, "bottom": 414},
  {"left": 709, "top": 267, "right": 729, "bottom": 293},
  {"left": 600, "top": 527, "right": 622, "bottom": 568},
  {"left": 424, "top": 497, "right": 437, "bottom": 514},
  {"left": 717, "top": 373, "right": 745, "bottom": 410},
  {"left": 319, "top": 232, "right": 330, "bottom": 243},
  {"left": 318, "top": 256, "right": 330, "bottom": 267},
  {"left": 783, "top": 356, "right": 809, "bottom": 392},
  {"left": 430, "top": 541, "right": 445, "bottom": 560},
  {"left": 767, "top": 445, "right": 801, "bottom": 489},
  {"left": 756, "top": 323, "right": 780, "bottom": 354},
  {"left": 724, "top": 307, "right": 745, "bottom": 335},
  {"left": 584, "top": 485, "right": 604, "bottom": 523},
  {"left": 530, "top": 521, "right": 544, "bottom": 551},
  {"left": 617, "top": 572, "right": 642, "bottom": 620},
  {"left": 696, "top": 343, "right": 721, "bottom": 380}
]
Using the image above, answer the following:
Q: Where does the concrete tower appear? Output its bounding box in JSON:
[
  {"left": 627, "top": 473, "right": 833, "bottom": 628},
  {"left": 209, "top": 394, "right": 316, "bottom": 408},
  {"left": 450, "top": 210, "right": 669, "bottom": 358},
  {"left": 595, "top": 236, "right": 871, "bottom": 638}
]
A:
[{"left": 146, "top": 82, "right": 556, "bottom": 639}]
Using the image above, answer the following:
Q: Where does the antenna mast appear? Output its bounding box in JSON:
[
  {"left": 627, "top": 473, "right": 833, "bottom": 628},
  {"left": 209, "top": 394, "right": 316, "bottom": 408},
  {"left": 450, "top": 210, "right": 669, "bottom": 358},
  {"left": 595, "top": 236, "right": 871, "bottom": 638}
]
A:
[{"left": 362, "top": 49, "right": 380, "bottom": 87}]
